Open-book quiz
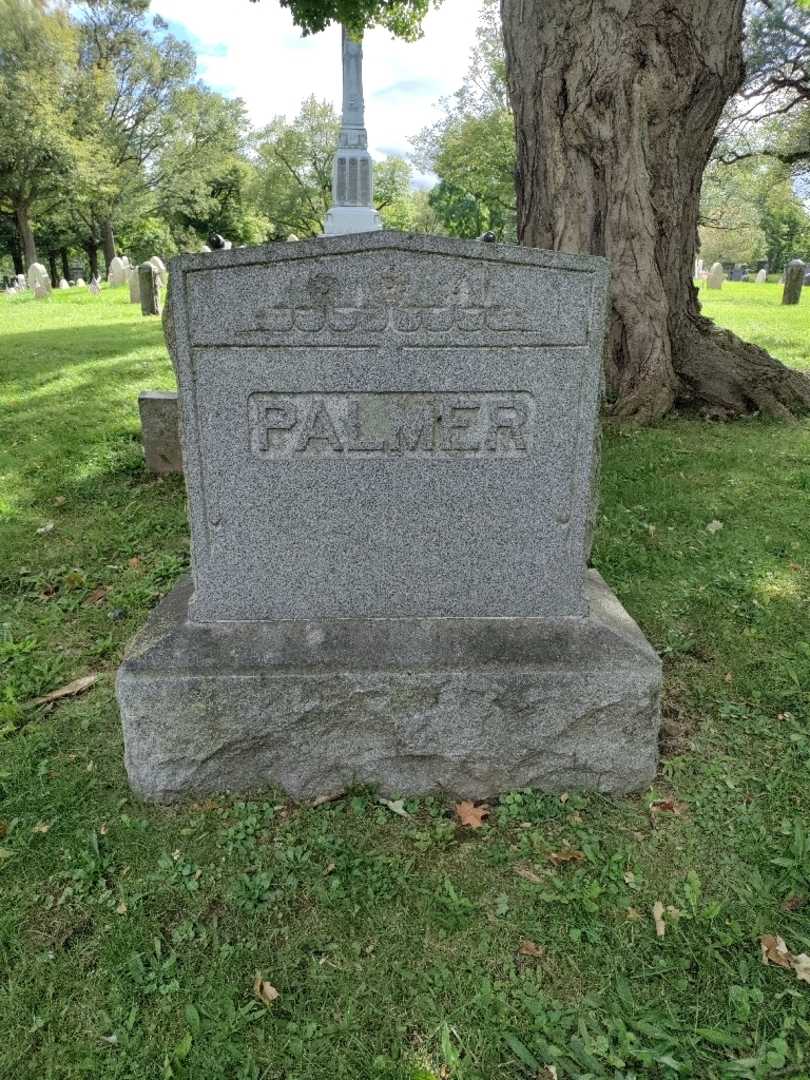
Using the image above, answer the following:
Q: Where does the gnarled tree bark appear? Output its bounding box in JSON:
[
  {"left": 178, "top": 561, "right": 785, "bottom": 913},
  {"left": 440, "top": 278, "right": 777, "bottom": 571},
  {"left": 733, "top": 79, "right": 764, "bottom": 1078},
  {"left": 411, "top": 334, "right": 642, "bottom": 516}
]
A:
[{"left": 501, "top": 0, "right": 810, "bottom": 422}]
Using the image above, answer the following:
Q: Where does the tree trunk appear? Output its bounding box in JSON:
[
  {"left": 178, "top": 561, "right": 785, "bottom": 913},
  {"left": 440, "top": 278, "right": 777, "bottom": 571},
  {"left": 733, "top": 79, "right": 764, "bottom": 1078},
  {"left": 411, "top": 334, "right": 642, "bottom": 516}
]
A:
[
  {"left": 10, "top": 230, "right": 23, "bottom": 276},
  {"left": 501, "top": 0, "right": 810, "bottom": 421},
  {"left": 60, "top": 248, "right": 70, "bottom": 281},
  {"left": 85, "top": 240, "right": 99, "bottom": 280},
  {"left": 102, "top": 219, "right": 116, "bottom": 270},
  {"left": 15, "top": 203, "right": 37, "bottom": 271},
  {"left": 48, "top": 252, "right": 58, "bottom": 287}
]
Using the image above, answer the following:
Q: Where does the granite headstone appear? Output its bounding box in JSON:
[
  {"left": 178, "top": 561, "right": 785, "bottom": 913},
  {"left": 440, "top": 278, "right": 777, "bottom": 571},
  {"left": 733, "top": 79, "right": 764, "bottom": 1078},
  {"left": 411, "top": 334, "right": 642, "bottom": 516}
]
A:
[
  {"left": 707, "top": 262, "right": 724, "bottom": 289},
  {"left": 782, "top": 259, "right": 805, "bottom": 306},
  {"left": 117, "top": 232, "right": 662, "bottom": 802}
]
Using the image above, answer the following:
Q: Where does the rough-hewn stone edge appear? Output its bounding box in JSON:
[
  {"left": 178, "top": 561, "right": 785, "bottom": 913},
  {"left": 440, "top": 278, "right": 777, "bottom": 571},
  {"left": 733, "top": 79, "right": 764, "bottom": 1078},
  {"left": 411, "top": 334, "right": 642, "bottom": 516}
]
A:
[
  {"left": 117, "top": 572, "right": 662, "bottom": 802},
  {"left": 138, "top": 390, "right": 183, "bottom": 475}
]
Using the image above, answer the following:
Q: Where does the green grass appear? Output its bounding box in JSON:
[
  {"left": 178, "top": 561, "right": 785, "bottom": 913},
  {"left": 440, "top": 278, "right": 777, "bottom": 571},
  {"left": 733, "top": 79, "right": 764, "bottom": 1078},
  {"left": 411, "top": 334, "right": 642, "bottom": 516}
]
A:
[
  {"left": 697, "top": 281, "right": 809, "bottom": 369},
  {"left": 1, "top": 286, "right": 810, "bottom": 1079}
]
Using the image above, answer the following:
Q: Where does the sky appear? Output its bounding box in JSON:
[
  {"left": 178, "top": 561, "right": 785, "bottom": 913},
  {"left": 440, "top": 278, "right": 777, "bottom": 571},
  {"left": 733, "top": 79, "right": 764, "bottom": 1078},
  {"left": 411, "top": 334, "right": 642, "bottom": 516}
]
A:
[{"left": 150, "top": 0, "right": 484, "bottom": 171}]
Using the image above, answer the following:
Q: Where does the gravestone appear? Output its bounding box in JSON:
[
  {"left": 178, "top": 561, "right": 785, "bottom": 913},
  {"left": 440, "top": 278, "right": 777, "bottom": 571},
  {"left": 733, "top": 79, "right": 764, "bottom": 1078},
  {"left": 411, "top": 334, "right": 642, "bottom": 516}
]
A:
[
  {"left": 108, "top": 256, "right": 127, "bottom": 286},
  {"left": 138, "top": 390, "right": 183, "bottom": 473},
  {"left": 707, "top": 262, "right": 724, "bottom": 289},
  {"left": 128, "top": 266, "right": 141, "bottom": 304},
  {"left": 149, "top": 255, "right": 168, "bottom": 288},
  {"left": 731, "top": 264, "right": 745, "bottom": 282},
  {"left": 75, "top": 277, "right": 86, "bottom": 288},
  {"left": 89, "top": 276, "right": 101, "bottom": 295},
  {"left": 755, "top": 268, "right": 767, "bottom": 284},
  {"left": 34, "top": 282, "right": 49, "bottom": 300},
  {"left": 15, "top": 273, "right": 26, "bottom": 289},
  {"left": 27, "top": 262, "right": 50, "bottom": 293},
  {"left": 139, "top": 262, "right": 162, "bottom": 316},
  {"left": 117, "top": 232, "right": 662, "bottom": 802},
  {"left": 58, "top": 278, "right": 69, "bottom": 289},
  {"left": 782, "top": 259, "right": 805, "bottom": 305}
]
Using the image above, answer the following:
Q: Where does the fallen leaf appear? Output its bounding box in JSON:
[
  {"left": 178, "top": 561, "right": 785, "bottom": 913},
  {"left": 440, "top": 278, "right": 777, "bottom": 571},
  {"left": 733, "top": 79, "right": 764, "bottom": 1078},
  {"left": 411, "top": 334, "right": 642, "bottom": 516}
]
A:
[
  {"left": 517, "top": 939, "right": 544, "bottom": 958},
  {"left": 0, "top": 847, "right": 13, "bottom": 862},
  {"left": 115, "top": 901, "right": 128, "bottom": 915},
  {"left": 378, "top": 797, "right": 410, "bottom": 818},
  {"left": 86, "top": 587, "right": 107, "bottom": 605},
  {"left": 454, "top": 801, "right": 489, "bottom": 828},
  {"left": 666, "top": 905, "right": 682, "bottom": 920},
  {"left": 128, "top": 556, "right": 142, "bottom": 569},
  {"left": 626, "top": 907, "right": 642, "bottom": 921},
  {"left": 548, "top": 850, "right": 584, "bottom": 866},
  {"left": 32, "top": 822, "right": 49, "bottom": 834},
  {"left": 0, "top": 822, "right": 6, "bottom": 839},
  {"left": 653, "top": 900, "right": 666, "bottom": 938},
  {"left": 31, "top": 673, "right": 98, "bottom": 707},
  {"left": 324, "top": 862, "right": 336, "bottom": 875},
  {"left": 724, "top": 672, "right": 733, "bottom": 683},
  {"left": 514, "top": 864, "right": 543, "bottom": 884},
  {"left": 792, "top": 954, "right": 810, "bottom": 984},
  {"left": 99, "top": 823, "right": 108, "bottom": 836},
  {"left": 789, "top": 562, "right": 801, "bottom": 573},
  {"left": 559, "top": 793, "right": 569, "bottom": 804},
  {"left": 310, "top": 793, "right": 341, "bottom": 808},
  {"left": 36, "top": 521, "right": 54, "bottom": 535},
  {"left": 52, "top": 495, "right": 66, "bottom": 507},
  {"left": 706, "top": 519, "right": 723, "bottom": 534},
  {"left": 540, "top": 1067, "right": 558, "bottom": 1080},
  {"left": 99, "top": 1034, "right": 118, "bottom": 1045},
  {"left": 783, "top": 895, "right": 806, "bottom": 912},
  {"left": 623, "top": 871, "right": 636, "bottom": 885},
  {"left": 650, "top": 798, "right": 687, "bottom": 818},
  {"left": 254, "top": 974, "right": 279, "bottom": 1005},
  {"left": 760, "top": 934, "right": 792, "bottom": 969}
]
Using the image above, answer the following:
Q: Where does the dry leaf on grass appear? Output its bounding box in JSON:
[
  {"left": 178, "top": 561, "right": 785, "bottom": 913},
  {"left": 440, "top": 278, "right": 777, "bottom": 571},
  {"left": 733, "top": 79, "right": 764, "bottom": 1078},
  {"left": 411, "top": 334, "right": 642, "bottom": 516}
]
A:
[
  {"left": 115, "top": 901, "right": 128, "bottom": 915},
  {"left": 548, "top": 850, "right": 584, "bottom": 866},
  {"left": 784, "top": 895, "right": 806, "bottom": 912},
  {"left": 378, "top": 798, "right": 410, "bottom": 818},
  {"left": 514, "top": 865, "right": 543, "bottom": 884},
  {"left": 31, "top": 673, "right": 98, "bottom": 707},
  {"left": 650, "top": 798, "right": 687, "bottom": 817},
  {"left": 52, "top": 495, "right": 66, "bottom": 507},
  {"left": 0, "top": 822, "right": 7, "bottom": 840},
  {"left": 86, "top": 587, "right": 107, "bottom": 605},
  {"left": 454, "top": 801, "right": 489, "bottom": 828},
  {"left": 540, "top": 1067, "right": 558, "bottom": 1080},
  {"left": 128, "top": 556, "right": 142, "bottom": 570},
  {"left": 706, "top": 519, "right": 724, "bottom": 534},
  {"left": 517, "top": 939, "right": 544, "bottom": 958},
  {"left": 652, "top": 901, "right": 666, "bottom": 938},
  {"left": 254, "top": 974, "right": 279, "bottom": 1005},
  {"left": 760, "top": 934, "right": 810, "bottom": 983},
  {"left": 32, "top": 822, "right": 49, "bottom": 834},
  {"left": 36, "top": 521, "right": 54, "bottom": 535}
]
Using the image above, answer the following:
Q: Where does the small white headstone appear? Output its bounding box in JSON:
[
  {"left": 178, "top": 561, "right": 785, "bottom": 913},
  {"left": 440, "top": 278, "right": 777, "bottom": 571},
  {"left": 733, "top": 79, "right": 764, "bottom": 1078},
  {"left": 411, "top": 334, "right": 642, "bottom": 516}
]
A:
[
  {"left": 755, "top": 268, "right": 767, "bottom": 284},
  {"left": 75, "top": 277, "right": 86, "bottom": 288},
  {"left": 89, "top": 276, "right": 101, "bottom": 295},
  {"left": 34, "top": 282, "right": 48, "bottom": 300},
  {"left": 108, "top": 256, "right": 127, "bottom": 286},
  {"left": 27, "top": 263, "right": 51, "bottom": 293},
  {"left": 58, "top": 278, "right": 69, "bottom": 289},
  {"left": 16, "top": 273, "right": 26, "bottom": 289},
  {"left": 128, "top": 266, "right": 141, "bottom": 304},
  {"left": 148, "top": 256, "right": 168, "bottom": 288},
  {"left": 707, "top": 262, "right": 724, "bottom": 290}
]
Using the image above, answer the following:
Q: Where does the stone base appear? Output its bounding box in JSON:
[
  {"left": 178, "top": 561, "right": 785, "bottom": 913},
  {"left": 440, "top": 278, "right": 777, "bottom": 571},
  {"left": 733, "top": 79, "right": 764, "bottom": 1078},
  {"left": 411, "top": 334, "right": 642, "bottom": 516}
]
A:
[
  {"left": 116, "top": 571, "right": 662, "bottom": 802},
  {"left": 323, "top": 205, "right": 383, "bottom": 236}
]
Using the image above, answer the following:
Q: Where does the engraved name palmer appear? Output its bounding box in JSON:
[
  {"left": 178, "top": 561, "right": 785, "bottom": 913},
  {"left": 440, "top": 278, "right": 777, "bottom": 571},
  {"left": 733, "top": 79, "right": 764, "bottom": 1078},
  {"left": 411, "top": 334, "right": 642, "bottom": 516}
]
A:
[{"left": 248, "top": 392, "right": 534, "bottom": 460}]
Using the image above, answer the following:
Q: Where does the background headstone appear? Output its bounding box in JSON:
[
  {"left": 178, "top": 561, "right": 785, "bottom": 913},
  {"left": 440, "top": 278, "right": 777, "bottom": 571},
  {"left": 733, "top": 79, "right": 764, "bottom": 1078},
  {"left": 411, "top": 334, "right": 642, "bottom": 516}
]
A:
[
  {"left": 34, "top": 282, "right": 48, "bottom": 300},
  {"left": 138, "top": 262, "right": 162, "bottom": 316},
  {"left": 75, "top": 277, "right": 86, "bottom": 288},
  {"left": 755, "top": 268, "right": 767, "bottom": 284},
  {"left": 108, "top": 256, "right": 127, "bottom": 286},
  {"left": 128, "top": 266, "right": 141, "bottom": 304},
  {"left": 27, "top": 263, "right": 50, "bottom": 293},
  {"left": 782, "top": 259, "right": 805, "bottom": 306},
  {"left": 148, "top": 255, "right": 168, "bottom": 288},
  {"left": 58, "top": 278, "right": 69, "bottom": 289},
  {"left": 117, "top": 233, "right": 662, "bottom": 803},
  {"left": 89, "top": 276, "right": 101, "bottom": 295},
  {"left": 138, "top": 391, "right": 183, "bottom": 473},
  {"left": 707, "top": 262, "right": 724, "bottom": 289}
]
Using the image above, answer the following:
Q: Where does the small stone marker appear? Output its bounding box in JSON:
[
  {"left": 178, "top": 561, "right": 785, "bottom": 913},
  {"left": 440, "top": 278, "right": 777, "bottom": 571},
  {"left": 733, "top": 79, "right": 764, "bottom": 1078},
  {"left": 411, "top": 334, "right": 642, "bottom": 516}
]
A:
[
  {"left": 117, "top": 233, "right": 662, "bottom": 803},
  {"left": 782, "top": 259, "right": 805, "bottom": 305},
  {"left": 27, "top": 263, "right": 51, "bottom": 293},
  {"left": 34, "top": 282, "right": 48, "bottom": 300},
  {"left": 707, "top": 262, "right": 724, "bottom": 289},
  {"left": 75, "top": 277, "right": 86, "bottom": 288},
  {"left": 108, "top": 256, "right": 128, "bottom": 287},
  {"left": 755, "top": 268, "right": 767, "bottom": 284},
  {"left": 58, "top": 278, "right": 69, "bottom": 289},
  {"left": 138, "top": 262, "right": 162, "bottom": 316},
  {"left": 128, "top": 266, "right": 141, "bottom": 304},
  {"left": 89, "top": 276, "right": 102, "bottom": 295},
  {"left": 138, "top": 391, "right": 183, "bottom": 473},
  {"left": 148, "top": 255, "right": 168, "bottom": 288}
]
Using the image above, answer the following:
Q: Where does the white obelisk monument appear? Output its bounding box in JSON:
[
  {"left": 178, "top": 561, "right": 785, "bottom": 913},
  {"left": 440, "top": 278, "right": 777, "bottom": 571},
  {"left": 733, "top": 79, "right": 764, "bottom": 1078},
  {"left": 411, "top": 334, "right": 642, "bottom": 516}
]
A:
[{"left": 324, "top": 28, "right": 382, "bottom": 235}]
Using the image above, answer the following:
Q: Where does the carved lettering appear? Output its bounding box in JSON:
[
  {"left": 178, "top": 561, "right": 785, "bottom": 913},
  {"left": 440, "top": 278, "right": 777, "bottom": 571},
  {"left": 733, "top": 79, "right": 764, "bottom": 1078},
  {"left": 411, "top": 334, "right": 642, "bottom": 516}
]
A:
[{"left": 248, "top": 392, "right": 534, "bottom": 461}]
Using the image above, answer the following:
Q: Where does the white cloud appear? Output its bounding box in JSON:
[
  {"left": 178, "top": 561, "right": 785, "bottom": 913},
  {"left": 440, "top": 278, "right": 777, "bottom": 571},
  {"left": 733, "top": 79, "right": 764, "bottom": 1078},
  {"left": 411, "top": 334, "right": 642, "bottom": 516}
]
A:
[{"left": 150, "top": 0, "right": 483, "bottom": 162}]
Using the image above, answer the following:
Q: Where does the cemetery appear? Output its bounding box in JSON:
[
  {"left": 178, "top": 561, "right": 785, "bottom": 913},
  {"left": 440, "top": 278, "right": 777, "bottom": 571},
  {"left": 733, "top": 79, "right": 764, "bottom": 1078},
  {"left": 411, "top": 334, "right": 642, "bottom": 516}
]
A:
[{"left": 1, "top": 0, "right": 809, "bottom": 1077}]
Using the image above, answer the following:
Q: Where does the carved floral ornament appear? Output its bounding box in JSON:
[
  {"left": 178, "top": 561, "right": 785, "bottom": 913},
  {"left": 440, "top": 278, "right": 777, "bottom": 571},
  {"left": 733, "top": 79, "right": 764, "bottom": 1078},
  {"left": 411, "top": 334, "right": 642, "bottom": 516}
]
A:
[{"left": 248, "top": 269, "right": 537, "bottom": 335}]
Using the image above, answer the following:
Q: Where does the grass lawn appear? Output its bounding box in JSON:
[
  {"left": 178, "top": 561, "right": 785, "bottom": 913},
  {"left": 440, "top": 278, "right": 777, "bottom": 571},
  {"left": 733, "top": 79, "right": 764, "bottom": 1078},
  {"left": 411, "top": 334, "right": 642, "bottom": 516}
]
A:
[
  {"left": 697, "top": 281, "right": 809, "bottom": 370},
  {"left": 1, "top": 285, "right": 810, "bottom": 1079}
]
